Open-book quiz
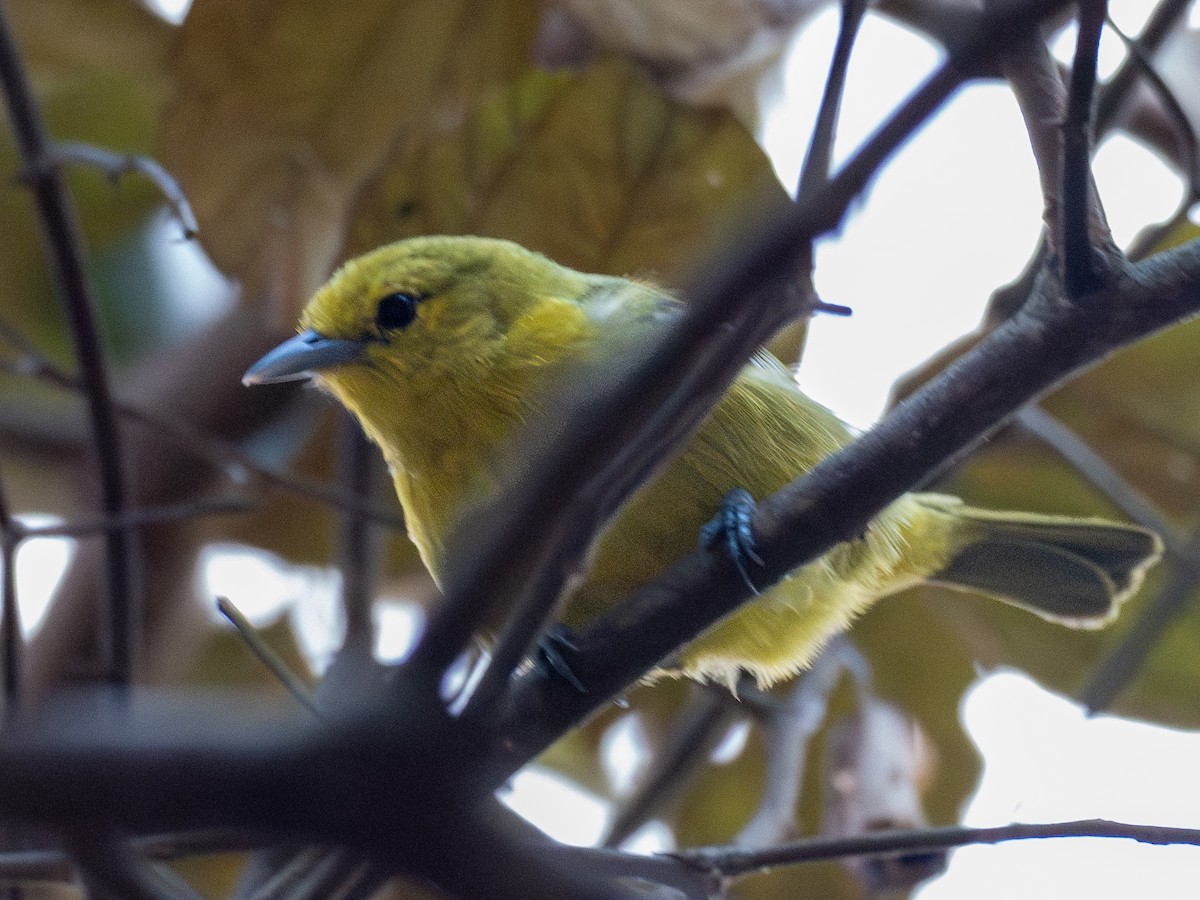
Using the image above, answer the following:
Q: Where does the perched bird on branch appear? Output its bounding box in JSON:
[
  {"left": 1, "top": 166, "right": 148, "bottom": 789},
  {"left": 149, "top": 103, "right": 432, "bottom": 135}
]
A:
[{"left": 244, "top": 236, "right": 1161, "bottom": 688}]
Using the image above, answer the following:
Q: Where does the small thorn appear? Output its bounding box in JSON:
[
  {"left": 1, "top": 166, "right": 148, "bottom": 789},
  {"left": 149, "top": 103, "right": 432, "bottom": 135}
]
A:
[{"left": 813, "top": 300, "right": 853, "bottom": 317}]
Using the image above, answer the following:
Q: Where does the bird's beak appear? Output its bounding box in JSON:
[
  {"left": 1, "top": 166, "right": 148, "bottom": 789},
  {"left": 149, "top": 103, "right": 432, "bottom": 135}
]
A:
[{"left": 242, "top": 329, "right": 367, "bottom": 386}]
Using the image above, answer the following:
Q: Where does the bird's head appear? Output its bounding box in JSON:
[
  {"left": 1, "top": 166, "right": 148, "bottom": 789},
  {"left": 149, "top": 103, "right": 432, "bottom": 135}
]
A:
[{"left": 243, "top": 236, "right": 598, "bottom": 457}]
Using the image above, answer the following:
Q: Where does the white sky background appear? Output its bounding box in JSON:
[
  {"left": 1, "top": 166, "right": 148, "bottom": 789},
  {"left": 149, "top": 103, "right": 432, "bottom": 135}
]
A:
[
  {"left": 8, "top": 1, "right": 1200, "bottom": 896},
  {"left": 760, "top": 2, "right": 1200, "bottom": 897}
]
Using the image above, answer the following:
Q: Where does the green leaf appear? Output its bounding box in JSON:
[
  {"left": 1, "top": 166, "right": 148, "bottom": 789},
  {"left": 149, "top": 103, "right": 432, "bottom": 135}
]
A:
[
  {"left": 347, "top": 59, "right": 792, "bottom": 283},
  {"left": 162, "top": 0, "right": 541, "bottom": 311}
]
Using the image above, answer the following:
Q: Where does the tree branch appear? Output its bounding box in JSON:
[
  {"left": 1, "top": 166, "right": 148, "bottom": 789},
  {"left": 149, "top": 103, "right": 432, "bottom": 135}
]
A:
[
  {"left": 216, "top": 597, "right": 320, "bottom": 718},
  {"left": 674, "top": 817, "right": 1200, "bottom": 878},
  {"left": 48, "top": 141, "right": 198, "bottom": 240},
  {"left": 0, "top": 0, "right": 137, "bottom": 686},
  {"left": 0, "top": 318, "right": 406, "bottom": 529},
  {"left": 797, "top": 0, "right": 869, "bottom": 200},
  {"left": 1060, "top": 0, "right": 1109, "bottom": 296},
  {"left": 494, "top": 235, "right": 1200, "bottom": 778},
  {"left": 0, "top": 476, "right": 18, "bottom": 707},
  {"left": 334, "top": 415, "right": 384, "bottom": 663},
  {"left": 448, "top": 0, "right": 1067, "bottom": 724}
]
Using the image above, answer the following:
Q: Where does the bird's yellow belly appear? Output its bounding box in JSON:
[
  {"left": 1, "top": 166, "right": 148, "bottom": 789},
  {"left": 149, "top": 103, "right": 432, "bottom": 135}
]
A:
[{"left": 563, "top": 446, "right": 948, "bottom": 688}]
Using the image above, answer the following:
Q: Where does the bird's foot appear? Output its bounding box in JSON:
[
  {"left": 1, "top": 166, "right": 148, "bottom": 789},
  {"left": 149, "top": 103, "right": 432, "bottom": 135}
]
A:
[
  {"left": 536, "top": 625, "right": 586, "bottom": 694},
  {"left": 700, "top": 488, "right": 765, "bottom": 595}
]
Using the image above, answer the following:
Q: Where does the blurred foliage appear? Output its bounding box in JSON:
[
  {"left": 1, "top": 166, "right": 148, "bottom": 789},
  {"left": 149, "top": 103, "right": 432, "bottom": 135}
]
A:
[
  {"left": 161, "top": 0, "right": 542, "bottom": 315},
  {"left": 0, "top": 0, "right": 1198, "bottom": 899},
  {"left": 347, "top": 59, "right": 791, "bottom": 280}
]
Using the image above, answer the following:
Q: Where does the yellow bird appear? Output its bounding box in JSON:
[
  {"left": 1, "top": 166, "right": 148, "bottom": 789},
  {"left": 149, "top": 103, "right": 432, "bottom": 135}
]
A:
[{"left": 245, "top": 236, "right": 1161, "bottom": 688}]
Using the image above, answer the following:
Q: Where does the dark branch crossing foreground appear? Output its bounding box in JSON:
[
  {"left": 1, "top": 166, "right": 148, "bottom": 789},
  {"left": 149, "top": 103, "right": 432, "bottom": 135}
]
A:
[{"left": 0, "top": 0, "right": 1198, "bottom": 898}]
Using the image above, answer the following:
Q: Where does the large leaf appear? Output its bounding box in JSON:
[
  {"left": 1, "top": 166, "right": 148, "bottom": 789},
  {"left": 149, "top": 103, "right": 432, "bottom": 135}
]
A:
[
  {"left": 161, "top": 0, "right": 540, "bottom": 313},
  {"left": 9, "top": 0, "right": 171, "bottom": 88},
  {"left": 347, "top": 59, "right": 792, "bottom": 281}
]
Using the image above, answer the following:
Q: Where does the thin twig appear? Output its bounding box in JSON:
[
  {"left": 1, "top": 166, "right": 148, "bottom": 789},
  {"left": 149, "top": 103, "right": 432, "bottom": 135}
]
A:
[
  {"left": 0, "top": 320, "right": 406, "bottom": 528},
  {"left": 335, "top": 414, "right": 383, "bottom": 662},
  {"left": 18, "top": 496, "right": 252, "bottom": 539},
  {"left": 0, "top": 478, "right": 18, "bottom": 709},
  {"left": 49, "top": 142, "right": 198, "bottom": 240},
  {"left": 674, "top": 817, "right": 1200, "bottom": 878},
  {"left": 0, "top": 0, "right": 137, "bottom": 686},
  {"left": 797, "top": 0, "right": 870, "bottom": 200},
  {"left": 1107, "top": 20, "right": 1200, "bottom": 193},
  {"left": 1095, "top": 0, "right": 1193, "bottom": 134},
  {"left": 216, "top": 597, "right": 320, "bottom": 717},
  {"left": 735, "top": 638, "right": 866, "bottom": 848},
  {"left": 602, "top": 687, "right": 735, "bottom": 849},
  {"left": 1060, "top": 0, "right": 1110, "bottom": 296},
  {"left": 988, "top": 0, "right": 1193, "bottom": 322}
]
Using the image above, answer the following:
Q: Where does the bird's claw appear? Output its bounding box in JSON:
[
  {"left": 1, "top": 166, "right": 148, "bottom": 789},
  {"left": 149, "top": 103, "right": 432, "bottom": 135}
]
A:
[
  {"left": 536, "top": 625, "right": 587, "bottom": 694},
  {"left": 700, "top": 488, "right": 765, "bottom": 595}
]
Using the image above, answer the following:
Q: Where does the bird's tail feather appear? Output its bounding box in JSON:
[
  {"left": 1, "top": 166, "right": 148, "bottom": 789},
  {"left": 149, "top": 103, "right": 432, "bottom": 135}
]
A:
[{"left": 925, "top": 502, "right": 1163, "bottom": 627}]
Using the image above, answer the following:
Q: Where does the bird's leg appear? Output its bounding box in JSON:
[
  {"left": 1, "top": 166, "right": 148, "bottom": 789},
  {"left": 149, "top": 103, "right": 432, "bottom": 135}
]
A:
[
  {"left": 536, "top": 624, "right": 587, "bottom": 693},
  {"left": 700, "top": 488, "right": 765, "bottom": 595}
]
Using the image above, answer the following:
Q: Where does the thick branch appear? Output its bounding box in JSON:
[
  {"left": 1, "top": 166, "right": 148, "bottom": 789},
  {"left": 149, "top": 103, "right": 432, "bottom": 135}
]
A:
[
  {"left": 441, "top": 0, "right": 1068, "bottom": 716},
  {"left": 494, "top": 239, "right": 1200, "bottom": 777}
]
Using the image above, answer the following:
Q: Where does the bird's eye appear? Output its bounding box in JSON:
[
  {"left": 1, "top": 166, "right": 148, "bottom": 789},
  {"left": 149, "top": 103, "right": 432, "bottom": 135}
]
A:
[{"left": 375, "top": 292, "right": 419, "bottom": 331}]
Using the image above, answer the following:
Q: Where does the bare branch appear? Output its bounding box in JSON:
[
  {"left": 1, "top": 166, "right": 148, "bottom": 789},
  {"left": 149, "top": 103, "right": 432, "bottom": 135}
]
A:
[
  {"left": 603, "top": 686, "right": 734, "bottom": 848},
  {"left": 0, "top": 319, "right": 406, "bottom": 529},
  {"left": 797, "top": 0, "right": 870, "bottom": 200},
  {"left": 19, "top": 497, "right": 252, "bottom": 539},
  {"left": 49, "top": 142, "right": 198, "bottom": 240},
  {"left": 1095, "top": 0, "right": 1194, "bottom": 133},
  {"left": 989, "top": 0, "right": 1193, "bottom": 322},
  {"left": 1107, "top": 20, "right": 1200, "bottom": 195},
  {"left": 0, "top": 476, "right": 19, "bottom": 708},
  {"left": 335, "top": 415, "right": 385, "bottom": 663},
  {"left": 1061, "top": 0, "right": 1111, "bottom": 296},
  {"left": 0, "top": 0, "right": 137, "bottom": 686},
  {"left": 735, "top": 638, "right": 866, "bottom": 848},
  {"left": 674, "top": 818, "right": 1200, "bottom": 878},
  {"left": 216, "top": 597, "right": 320, "bottom": 718}
]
